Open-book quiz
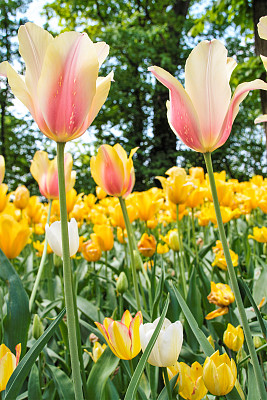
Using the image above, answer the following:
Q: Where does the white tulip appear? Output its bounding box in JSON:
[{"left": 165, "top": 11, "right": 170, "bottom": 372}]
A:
[
  {"left": 45, "top": 218, "right": 79, "bottom": 257},
  {"left": 139, "top": 318, "right": 183, "bottom": 367}
]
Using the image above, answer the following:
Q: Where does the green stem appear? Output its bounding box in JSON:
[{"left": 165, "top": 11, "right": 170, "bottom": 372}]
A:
[
  {"left": 119, "top": 197, "right": 141, "bottom": 311},
  {"left": 162, "top": 367, "right": 172, "bottom": 400},
  {"left": 191, "top": 208, "right": 199, "bottom": 265},
  {"left": 57, "top": 142, "right": 84, "bottom": 400},
  {"left": 204, "top": 152, "right": 266, "bottom": 400},
  {"left": 29, "top": 200, "right": 52, "bottom": 312},
  {"left": 176, "top": 204, "right": 187, "bottom": 298}
]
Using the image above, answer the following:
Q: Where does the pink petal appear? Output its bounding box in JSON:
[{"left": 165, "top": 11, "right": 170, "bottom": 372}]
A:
[{"left": 148, "top": 66, "right": 203, "bottom": 151}]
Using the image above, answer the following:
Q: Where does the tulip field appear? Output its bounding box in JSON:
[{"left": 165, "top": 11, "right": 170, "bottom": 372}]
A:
[{"left": 0, "top": 16, "right": 267, "bottom": 400}]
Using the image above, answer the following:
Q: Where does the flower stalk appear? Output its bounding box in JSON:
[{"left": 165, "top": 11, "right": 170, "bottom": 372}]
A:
[
  {"left": 57, "top": 142, "right": 84, "bottom": 400},
  {"left": 176, "top": 204, "right": 187, "bottom": 298},
  {"left": 29, "top": 199, "right": 52, "bottom": 312},
  {"left": 204, "top": 151, "right": 266, "bottom": 400}
]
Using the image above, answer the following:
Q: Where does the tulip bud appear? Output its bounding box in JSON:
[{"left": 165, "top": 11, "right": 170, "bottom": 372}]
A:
[
  {"left": 133, "top": 250, "right": 143, "bottom": 271},
  {"left": 88, "top": 342, "right": 107, "bottom": 363},
  {"left": 169, "top": 230, "right": 180, "bottom": 251},
  {"left": 53, "top": 253, "right": 63, "bottom": 268},
  {"left": 253, "top": 336, "right": 265, "bottom": 349},
  {"left": 223, "top": 323, "right": 244, "bottom": 352},
  {"left": 45, "top": 218, "right": 79, "bottom": 257},
  {"left": 203, "top": 350, "right": 237, "bottom": 396},
  {"left": 13, "top": 185, "right": 30, "bottom": 209},
  {"left": 207, "top": 335, "right": 215, "bottom": 349},
  {"left": 32, "top": 314, "right": 44, "bottom": 339},
  {"left": 116, "top": 272, "right": 128, "bottom": 294}
]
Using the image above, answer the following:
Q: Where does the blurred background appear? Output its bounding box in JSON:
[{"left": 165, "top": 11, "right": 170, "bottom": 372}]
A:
[{"left": 1, "top": 0, "right": 267, "bottom": 195}]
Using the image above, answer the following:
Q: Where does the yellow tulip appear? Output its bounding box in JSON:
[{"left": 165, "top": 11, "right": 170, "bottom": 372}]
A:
[
  {"left": 91, "top": 144, "right": 138, "bottom": 198},
  {"left": 138, "top": 233, "right": 157, "bottom": 258},
  {"left": 212, "top": 240, "right": 238, "bottom": 271},
  {"left": 96, "top": 186, "right": 107, "bottom": 199},
  {"left": 157, "top": 167, "right": 194, "bottom": 205},
  {"left": 134, "top": 191, "right": 163, "bottom": 222},
  {"left": 157, "top": 243, "right": 169, "bottom": 254},
  {"left": 93, "top": 224, "right": 114, "bottom": 252},
  {"left": 207, "top": 282, "right": 235, "bottom": 307},
  {"left": 95, "top": 310, "right": 143, "bottom": 360},
  {"left": 13, "top": 185, "right": 30, "bottom": 210},
  {"left": 0, "top": 184, "right": 9, "bottom": 212},
  {"left": 177, "top": 361, "right": 208, "bottom": 400},
  {"left": 117, "top": 227, "right": 127, "bottom": 244},
  {"left": 82, "top": 238, "right": 102, "bottom": 262},
  {"left": 189, "top": 167, "right": 204, "bottom": 183},
  {"left": 223, "top": 324, "right": 244, "bottom": 352},
  {"left": 0, "top": 156, "right": 5, "bottom": 185},
  {"left": 248, "top": 226, "right": 267, "bottom": 243},
  {"left": 161, "top": 229, "right": 179, "bottom": 251},
  {"left": 0, "top": 343, "right": 21, "bottom": 392},
  {"left": 203, "top": 350, "right": 237, "bottom": 396},
  {"left": 25, "top": 196, "right": 44, "bottom": 225},
  {"left": 88, "top": 342, "right": 107, "bottom": 363},
  {"left": 0, "top": 214, "right": 31, "bottom": 258},
  {"left": 33, "top": 240, "right": 53, "bottom": 257}
]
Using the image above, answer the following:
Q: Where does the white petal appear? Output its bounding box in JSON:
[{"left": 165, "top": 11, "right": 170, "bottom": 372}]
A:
[
  {"left": 45, "top": 221, "right": 62, "bottom": 257},
  {"left": 69, "top": 218, "right": 79, "bottom": 257}
]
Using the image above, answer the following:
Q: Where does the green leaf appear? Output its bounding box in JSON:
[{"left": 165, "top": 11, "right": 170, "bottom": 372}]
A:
[
  {"left": 0, "top": 249, "right": 30, "bottom": 355},
  {"left": 28, "top": 364, "right": 42, "bottom": 400},
  {"left": 238, "top": 278, "right": 267, "bottom": 340},
  {"left": 87, "top": 347, "right": 119, "bottom": 400},
  {"left": 4, "top": 308, "right": 66, "bottom": 400},
  {"left": 77, "top": 296, "right": 104, "bottom": 323},
  {"left": 247, "top": 362, "right": 259, "bottom": 400},
  {"left": 46, "top": 364, "right": 75, "bottom": 400},
  {"left": 151, "top": 266, "right": 164, "bottom": 321},
  {"left": 124, "top": 295, "right": 170, "bottom": 400}
]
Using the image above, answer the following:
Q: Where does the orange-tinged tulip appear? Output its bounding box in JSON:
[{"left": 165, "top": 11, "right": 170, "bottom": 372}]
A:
[
  {"left": 0, "top": 214, "right": 31, "bottom": 258},
  {"left": 149, "top": 40, "right": 267, "bottom": 153},
  {"left": 138, "top": 233, "right": 157, "bottom": 258},
  {"left": 0, "top": 23, "right": 113, "bottom": 142},
  {"left": 176, "top": 361, "right": 208, "bottom": 400},
  {"left": 0, "top": 343, "right": 21, "bottom": 392},
  {"left": 248, "top": 226, "right": 267, "bottom": 243},
  {"left": 207, "top": 281, "right": 235, "bottom": 307},
  {"left": 0, "top": 156, "right": 5, "bottom": 185},
  {"left": 0, "top": 184, "right": 8, "bottom": 212},
  {"left": 30, "top": 151, "right": 76, "bottom": 199},
  {"left": 91, "top": 144, "right": 138, "bottom": 198},
  {"left": 95, "top": 310, "right": 143, "bottom": 360},
  {"left": 203, "top": 350, "right": 237, "bottom": 396},
  {"left": 13, "top": 185, "right": 30, "bottom": 210},
  {"left": 223, "top": 323, "right": 244, "bottom": 352},
  {"left": 93, "top": 224, "right": 114, "bottom": 252},
  {"left": 82, "top": 237, "right": 102, "bottom": 262}
]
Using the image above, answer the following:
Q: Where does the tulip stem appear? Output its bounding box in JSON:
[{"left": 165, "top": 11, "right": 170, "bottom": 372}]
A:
[
  {"left": 204, "top": 152, "right": 267, "bottom": 400},
  {"left": 29, "top": 199, "right": 52, "bottom": 312},
  {"left": 176, "top": 204, "right": 187, "bottom": 298},
  {"left": 119, "top": 197, "right": 141, "bottom": 311},
  {"left": 191, "top": 208, "right": 199, "bottom": 265},
  {"left": 57, "top": 142, "right": 84, "bottom": 400},
  {"left": 162, "top": 367, "right": 172, "bottom": 400}
]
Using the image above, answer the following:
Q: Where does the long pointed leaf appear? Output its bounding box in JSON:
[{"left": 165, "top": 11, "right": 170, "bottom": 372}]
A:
[{"left": 4, "top": 308, "right": 66, "bottom": 400}]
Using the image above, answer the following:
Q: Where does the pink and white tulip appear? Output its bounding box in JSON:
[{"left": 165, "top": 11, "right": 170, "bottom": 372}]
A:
[
  {"left": 255, "top": 16, "right": 267, "bottom": 124},
  {"left": 0, "top": 23, "right": 113, "bottom": 142},
  {"left": 30, "top": 150, "right": 76, "bottom": 199},
  {"left": 149, "top": 39, "right": 267, "bottom": 153}
]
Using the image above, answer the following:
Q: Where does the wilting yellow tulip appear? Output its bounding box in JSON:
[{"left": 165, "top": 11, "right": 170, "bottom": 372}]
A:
[
  {"left": 248, "top": 226, "right": 267, "bottom": 243},
  {"left": 88, "top": 342, "right": 107, "bottom": 363},
  {"left": 0, "top": 23, "right": 113, "bottom": 143},
  {"left": 206, "top": 281, "right": 235, "bottom": 320},
  {"left": 0, "top": 343, "right": 21, "bottom": 392},
  {"left": 138, "top": 233, "right": 157, "bottom": 258},
  {"left": 203, "top": 351, "right": 237, "bottom": 396},
  {"left": 91, "top": 144, "right": 138, "bottom": 198},
  {"left": 0, "top": 156, "right": 5, "bottom": 185},
  {"left": 30, "top": 151, "right": 76, "bottom": 199},
  {"left": 93, "top": 224, "right": 114, "bottom": 252},
  {"left": 212, "top": 240, "right": 238, "bottom": 271},
  {"left": 223, "top": 324, "right": 244, "bottom": 352},
  {"left": 177, "top": 361, "right": 208, "bottom": 400},
  {"left": 95, "top": 310, "right": 143, "bottom": 360},
  {"left": 13, "top": 185, "right": 30, "bottom": 210},
  {"left": 0, "top": 215, "right": 31, "bottom": 258}
]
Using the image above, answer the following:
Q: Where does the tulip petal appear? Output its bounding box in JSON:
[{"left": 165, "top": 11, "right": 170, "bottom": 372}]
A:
[
  {"left": 129, "top": 312, "right": 142, "bottom": 357},
  {"left": 38, "top": 31, "right": 99, "bottom": 141},
  {"left": 0, "top": 61, "right": 34, "bottom": 115},
  {"left": 217, "top": 79, "right": 267, "bottom": 150},
  {"left": 121, "top": 310, "right": 133, "bottom": 328},
  {"left": 258, "top": 16, "right": 267, "bottom": 40},
  {"left": 148, "top": 66, "right": 203, "bottom": 152},
  {"left": 185, "top": 40, "right": 233, "bottom": 151},
  {"left": 76, "top": 72, "right": 114, "bottom": 140},
  {"left": 45, "top": 221, "right": 62, "bottom": 257},
  {"left": 0, "top": 352, "right": 16, "bottom": 391},
  {"left": 94, "top": 42, "right": 110, "bottom": 67},
  {"left": 108, "top": 321, "right": 131, "bottom": 359},
  {"left": 255, "top": 114, "right": 267, "bottom": 124},
  {"left": 260, "top": 55, "right": 267, "bottom": 71},
  {"left": 18, "top": 22, "right": 53, "bottom": 98}
]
